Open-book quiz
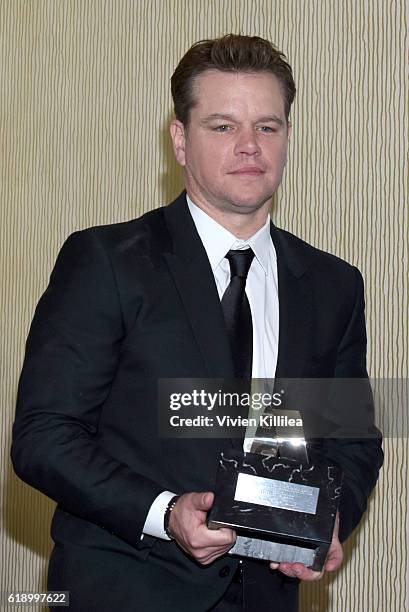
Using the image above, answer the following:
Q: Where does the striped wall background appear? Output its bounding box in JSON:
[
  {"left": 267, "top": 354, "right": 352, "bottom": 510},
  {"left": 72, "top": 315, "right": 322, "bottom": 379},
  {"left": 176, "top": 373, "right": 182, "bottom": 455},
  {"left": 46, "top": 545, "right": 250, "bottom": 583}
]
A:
[{"left": 1, "top": 1, "right": 407, "bottom": 610}]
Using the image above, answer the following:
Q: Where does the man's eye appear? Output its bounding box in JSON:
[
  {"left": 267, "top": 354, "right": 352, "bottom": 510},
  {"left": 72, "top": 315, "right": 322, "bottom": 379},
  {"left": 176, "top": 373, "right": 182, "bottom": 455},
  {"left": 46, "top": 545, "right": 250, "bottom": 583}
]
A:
[
  {"left": 214, "top": 125, "right": 231, "bottom": 132},
  {"left": 257, "top": 126, "right": 276, "bottom": 133}
]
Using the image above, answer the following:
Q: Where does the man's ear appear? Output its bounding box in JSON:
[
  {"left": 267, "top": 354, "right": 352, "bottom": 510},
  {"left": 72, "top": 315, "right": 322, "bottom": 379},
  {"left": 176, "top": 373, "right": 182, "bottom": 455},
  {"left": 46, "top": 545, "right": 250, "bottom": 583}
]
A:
[
  {"left": 287, "top": 120, "right": 292, "bottom": 141},
  {"left": 170, "top": 119, "right": 186, "bottom": 166}
]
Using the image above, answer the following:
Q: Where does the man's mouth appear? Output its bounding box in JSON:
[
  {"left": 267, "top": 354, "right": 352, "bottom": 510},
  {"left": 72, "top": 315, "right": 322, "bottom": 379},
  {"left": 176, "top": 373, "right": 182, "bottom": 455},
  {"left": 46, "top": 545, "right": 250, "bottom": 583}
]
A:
[{"left": 229, "top": 167, "right": 265, "bottom": 175}]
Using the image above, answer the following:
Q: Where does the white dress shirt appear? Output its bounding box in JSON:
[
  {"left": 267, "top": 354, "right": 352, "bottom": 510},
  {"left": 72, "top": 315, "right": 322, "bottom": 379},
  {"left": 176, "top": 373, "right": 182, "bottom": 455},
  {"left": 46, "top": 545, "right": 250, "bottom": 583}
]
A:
[{"left": 142, "top": 195, "right": 279, "bottom": 539}]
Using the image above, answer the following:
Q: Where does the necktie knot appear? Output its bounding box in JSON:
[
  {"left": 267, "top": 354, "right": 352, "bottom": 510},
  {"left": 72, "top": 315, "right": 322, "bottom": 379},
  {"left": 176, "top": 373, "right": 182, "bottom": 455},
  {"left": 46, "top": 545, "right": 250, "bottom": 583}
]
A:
[{"left": 225, "top": 248, "right": 254, "bottom": 279}]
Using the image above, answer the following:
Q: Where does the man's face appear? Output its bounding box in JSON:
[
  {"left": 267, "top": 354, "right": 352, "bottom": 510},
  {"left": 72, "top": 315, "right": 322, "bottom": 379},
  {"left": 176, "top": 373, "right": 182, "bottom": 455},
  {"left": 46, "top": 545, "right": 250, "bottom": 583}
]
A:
[{"left": 171, "top": 70, "right": 291, "bottom": 217}]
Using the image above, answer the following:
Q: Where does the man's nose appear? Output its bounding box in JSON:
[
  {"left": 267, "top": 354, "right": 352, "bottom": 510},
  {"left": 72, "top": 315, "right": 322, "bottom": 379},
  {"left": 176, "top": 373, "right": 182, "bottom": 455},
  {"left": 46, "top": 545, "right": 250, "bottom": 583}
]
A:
[{"left": 234, "top": 128, "right": 261, "bottom": 156}]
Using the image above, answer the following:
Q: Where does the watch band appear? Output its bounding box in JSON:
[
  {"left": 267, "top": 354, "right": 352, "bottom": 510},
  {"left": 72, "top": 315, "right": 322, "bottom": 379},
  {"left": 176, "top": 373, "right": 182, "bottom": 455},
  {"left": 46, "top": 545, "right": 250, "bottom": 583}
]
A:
[{"left": 164, "top": 495, "right": 180, "bottom": 539}]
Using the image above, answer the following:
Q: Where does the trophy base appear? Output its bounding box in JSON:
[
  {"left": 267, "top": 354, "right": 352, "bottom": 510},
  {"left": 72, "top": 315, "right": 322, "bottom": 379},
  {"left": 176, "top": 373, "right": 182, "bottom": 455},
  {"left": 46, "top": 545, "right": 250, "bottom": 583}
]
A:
[{"left": 230, "top": 535, "right": 316, "bottom": 567}]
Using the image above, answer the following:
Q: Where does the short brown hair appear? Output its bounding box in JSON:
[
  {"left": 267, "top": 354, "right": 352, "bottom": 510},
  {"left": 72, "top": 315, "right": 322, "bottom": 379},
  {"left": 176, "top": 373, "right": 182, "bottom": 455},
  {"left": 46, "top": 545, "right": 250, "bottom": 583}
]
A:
[{"left": 171, "top": 34, "right": 296, "bottom": 126}]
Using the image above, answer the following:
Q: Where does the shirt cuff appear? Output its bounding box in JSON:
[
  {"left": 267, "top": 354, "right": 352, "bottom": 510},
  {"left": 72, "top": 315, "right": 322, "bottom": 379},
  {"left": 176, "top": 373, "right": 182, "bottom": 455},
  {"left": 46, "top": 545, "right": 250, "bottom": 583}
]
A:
[{"left": 142, "top": 490, "right": 177, "bottom": 540}]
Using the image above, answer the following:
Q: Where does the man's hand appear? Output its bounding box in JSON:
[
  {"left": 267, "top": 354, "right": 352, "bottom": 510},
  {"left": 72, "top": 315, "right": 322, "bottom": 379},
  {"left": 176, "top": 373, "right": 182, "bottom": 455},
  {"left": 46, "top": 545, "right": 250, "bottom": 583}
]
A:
[
  {"left": 269, "top": 513, "right": 343, "bottom": 581},
  {"left": 168, "top": 491, "right": 236, "bottom": 565}
]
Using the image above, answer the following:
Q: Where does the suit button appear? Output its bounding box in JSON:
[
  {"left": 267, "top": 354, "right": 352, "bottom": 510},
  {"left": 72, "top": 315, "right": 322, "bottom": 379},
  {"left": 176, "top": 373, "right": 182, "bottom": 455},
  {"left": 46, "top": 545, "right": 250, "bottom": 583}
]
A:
[{"left": 219, "top": 565, "right": 230, "bottom": 578}]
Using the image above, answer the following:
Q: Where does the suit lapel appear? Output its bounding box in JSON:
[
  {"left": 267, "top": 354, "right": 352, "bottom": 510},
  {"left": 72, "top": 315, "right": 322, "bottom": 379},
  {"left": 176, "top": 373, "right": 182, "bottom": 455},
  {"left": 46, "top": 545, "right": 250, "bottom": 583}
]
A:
[
  {"left": 163, "top": 194, "right": 234, "bottom": 378},
  {"left": 271, "top": 223, "right": 312, "bottom": 380},
  {"left": 162, "top": 196, "right": 312, "bottom": 381}
]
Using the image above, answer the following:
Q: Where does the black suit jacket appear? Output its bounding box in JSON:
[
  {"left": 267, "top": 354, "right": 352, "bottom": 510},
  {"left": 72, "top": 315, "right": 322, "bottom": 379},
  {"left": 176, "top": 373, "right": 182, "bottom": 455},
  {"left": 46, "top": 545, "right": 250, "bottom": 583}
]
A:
[{"left": 12, "top": 193, "right": 383, "bottom": 611}]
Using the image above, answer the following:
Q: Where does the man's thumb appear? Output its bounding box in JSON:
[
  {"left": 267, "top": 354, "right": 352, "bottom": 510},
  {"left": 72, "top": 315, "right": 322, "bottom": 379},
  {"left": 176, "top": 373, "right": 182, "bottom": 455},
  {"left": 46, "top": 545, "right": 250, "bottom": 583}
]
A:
[{"left": 193, "top": 491, "right": 214, "bottom": 511}]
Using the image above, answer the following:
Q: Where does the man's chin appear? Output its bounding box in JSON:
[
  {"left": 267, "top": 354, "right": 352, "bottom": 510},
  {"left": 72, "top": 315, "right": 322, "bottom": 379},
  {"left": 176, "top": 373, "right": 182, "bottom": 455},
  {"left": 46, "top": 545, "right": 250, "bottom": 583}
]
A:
[{"left": 227, "top": 194, "right": 272, "bottom": 213}]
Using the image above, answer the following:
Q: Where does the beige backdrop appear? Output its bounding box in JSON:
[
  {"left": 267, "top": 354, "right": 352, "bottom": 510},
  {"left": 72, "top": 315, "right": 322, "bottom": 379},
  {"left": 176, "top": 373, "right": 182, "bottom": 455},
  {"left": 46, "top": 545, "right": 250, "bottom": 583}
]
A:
[{"left": 1, "top": 1, "right": 408, "bottom": 610}]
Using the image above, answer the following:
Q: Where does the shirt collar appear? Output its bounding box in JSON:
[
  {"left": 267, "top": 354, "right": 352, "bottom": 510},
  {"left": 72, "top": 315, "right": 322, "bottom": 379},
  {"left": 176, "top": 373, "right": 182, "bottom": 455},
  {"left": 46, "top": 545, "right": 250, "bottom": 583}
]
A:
[{"left": 186, "top": 194, "right": 273, "bottom": 275}]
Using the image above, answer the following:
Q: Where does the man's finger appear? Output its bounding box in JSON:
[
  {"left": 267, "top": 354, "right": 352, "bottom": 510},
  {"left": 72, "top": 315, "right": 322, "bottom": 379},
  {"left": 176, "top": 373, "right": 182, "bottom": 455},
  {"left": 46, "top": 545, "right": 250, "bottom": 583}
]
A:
[
  {"left": 195, "top": 544, "right": 236, "bottom": 565},
  {"left": 192, "top": 525, "right": 236, "bottom": 548},
  {"left": 275, "top": 562, "right": 323, "bottom": 581},
  {"left": 190, "top": 491, "right": 214, "bottom": 511},
  {"left": 324, "top": 541, "right": 343, "bottom": 571}
]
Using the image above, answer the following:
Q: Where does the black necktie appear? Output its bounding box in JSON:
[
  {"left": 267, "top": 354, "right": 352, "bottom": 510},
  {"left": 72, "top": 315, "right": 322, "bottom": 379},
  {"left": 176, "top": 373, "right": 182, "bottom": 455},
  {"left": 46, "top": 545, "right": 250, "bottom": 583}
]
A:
[{"left": 221, "top": 248, "right": 255, "bottom": 379}]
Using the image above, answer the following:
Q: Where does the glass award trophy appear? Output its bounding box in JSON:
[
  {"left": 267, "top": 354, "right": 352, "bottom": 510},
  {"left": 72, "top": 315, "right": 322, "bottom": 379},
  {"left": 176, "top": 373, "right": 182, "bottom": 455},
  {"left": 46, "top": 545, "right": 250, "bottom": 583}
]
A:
[{"left": 207, "top": 405, "right": 343, "bottom": 571}]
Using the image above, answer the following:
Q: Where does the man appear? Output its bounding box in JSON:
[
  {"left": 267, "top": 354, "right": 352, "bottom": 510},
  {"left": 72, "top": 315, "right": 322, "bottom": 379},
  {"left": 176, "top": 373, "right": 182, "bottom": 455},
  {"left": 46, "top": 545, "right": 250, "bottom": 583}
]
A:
[{"left": 12, "top": 35, "right": 382, "bottom": 611}]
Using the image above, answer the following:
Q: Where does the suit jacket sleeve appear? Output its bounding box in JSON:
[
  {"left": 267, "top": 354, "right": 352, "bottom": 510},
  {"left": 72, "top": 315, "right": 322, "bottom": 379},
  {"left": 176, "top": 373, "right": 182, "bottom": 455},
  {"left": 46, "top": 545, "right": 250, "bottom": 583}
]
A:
[
  {"left": 11, "top": 230, "right": 164, "bottom": 547},
  {"left": 321, "top": 267, "right": 383, "bottom": 542}
]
